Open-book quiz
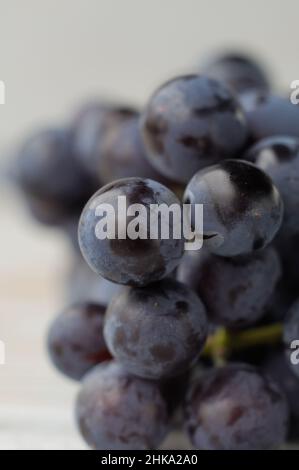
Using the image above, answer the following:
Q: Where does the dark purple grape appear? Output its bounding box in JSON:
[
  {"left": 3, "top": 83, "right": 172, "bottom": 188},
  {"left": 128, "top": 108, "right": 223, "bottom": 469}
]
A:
[
  {"left": 259, "top": 232, "right": 299, "bottom": 322},
  {"left": 262, "top": 350, "right": 299, "bottom": 422},
  {"left": 97, "top": 113, "right": 171, "bottom": 185},
  {"left": 47, "top": 303, "right": 111, "bottom": 381},
  {"left": 71, "top": 101, "right": 137, "bottom": 177},
  {"left": 141, "top": 75, "right": 248, "bottom": 184},
  {"left": 184, "top": 363, "right": 289, "bottom": 450},
  {"left": 14, "top": 127, "right": 95, "bottom": 225},
  {"left": 159, "top": 371, "right": 191, "bottom": 416},
  {"left": 25, "top": 194, "right": 71, "bottom": 226},
  {"left": 66, "top": 257, "right": 123, "bottom": 306},
  {"left": 75, "top": 361, "right": 169, "bottom": 450},
  {"left": 262, "top": 349, "right": 299, "bottom": 441},
  {"left": 184, "top": 160, "right": 283, "bottom": 256},
  {"left": 200, "top": 52, "right": 270, "bottom": 93},
  {"left": 262, "top": 277, "right": 296, "bottom": 323},
  {"left": 283, "top": 298, "right": 299, "bottom": 379},
  {"left": 245, "top": 136, "right": 299, "bottom": 236},
  {"left": 239, "top": 90, "right": 299, "bottom": 142},
  {"left": 177, "top": 247, "right": 281, "bottom": 328},
  {"left": 275, "top": 232, "right": 299, "bottom": 293},
  {"left": 78, "top": 177, "right": 184, "bottom": 286},
  {"left": 103, "top": 279, "right": 208, "bottom": 380}
]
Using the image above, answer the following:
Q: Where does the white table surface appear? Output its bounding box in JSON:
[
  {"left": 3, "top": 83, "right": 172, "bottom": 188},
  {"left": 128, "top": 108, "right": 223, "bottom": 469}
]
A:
[{"left": 0, "top": 184, "right": 87, "bottom": 449}]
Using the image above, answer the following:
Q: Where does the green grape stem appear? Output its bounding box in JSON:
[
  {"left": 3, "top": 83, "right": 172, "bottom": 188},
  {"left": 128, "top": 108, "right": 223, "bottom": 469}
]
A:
[{"left": 203, "top": 323, "right": 283, "bottom": 362}]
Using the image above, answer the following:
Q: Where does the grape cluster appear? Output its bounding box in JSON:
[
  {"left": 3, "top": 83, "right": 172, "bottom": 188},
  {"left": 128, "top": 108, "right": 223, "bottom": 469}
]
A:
[{"left": 13, "top": 50, "right": 299, "bottom": 450}]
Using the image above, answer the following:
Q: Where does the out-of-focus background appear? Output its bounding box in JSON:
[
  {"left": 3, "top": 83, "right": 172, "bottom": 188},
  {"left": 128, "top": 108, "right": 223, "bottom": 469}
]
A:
[{"left": 0, "top": 0, "right": 298, "bottom": 449}]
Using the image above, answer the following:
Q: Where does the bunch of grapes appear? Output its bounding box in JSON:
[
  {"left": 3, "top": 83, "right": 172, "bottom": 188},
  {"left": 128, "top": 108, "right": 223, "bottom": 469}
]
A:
[{"left": 13, "top": 51, "right": 299, "bottom": 450}]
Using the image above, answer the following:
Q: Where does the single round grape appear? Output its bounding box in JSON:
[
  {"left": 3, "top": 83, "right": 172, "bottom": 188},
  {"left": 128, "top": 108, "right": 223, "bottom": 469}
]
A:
[
  {"left": 97, "top": 113, "right": 170, "bottom": 185},
  {"left": 239, "top": 91, "right": 299, "bottom": 142},
  {"left": 283, "top": 298, "right": 299, "bottom": 379},
  {"left": 184, "top": 363, "right": 289, "bottom": 450},
  {"left": 71, "top": 101, "right": 137, "bottom": 177},
  {"left": 245, "top": 136, "right": 299, "bottom": 236},
  {"left": 75, "top": 361, "right": 169, "bottom": 450},
  {"left": 103, "top": 279, "right": 208, "bottom": 380},
  {"left": 141, "top": 75, "right": 248, "bottom": 184},
  {"left": 200, "top": 52, "right": 270, "bottom": 93},
  {"left": 66, "top": 257, "right": 123, "bottom": 306},
  {"left": 177, "top": 247, "right": 281, "bottom": 328},
  {"left": 78, "top": 177, "right": 184, "bottom": 286},
  {"left": 14, "top": 127, "right": 95, "bottom": 225},
  {"left": 184, "top": 159, "right": 283, "bottom": 257},
  {"left": 47, "top": 303, "right": 111, "bottom": 381}
]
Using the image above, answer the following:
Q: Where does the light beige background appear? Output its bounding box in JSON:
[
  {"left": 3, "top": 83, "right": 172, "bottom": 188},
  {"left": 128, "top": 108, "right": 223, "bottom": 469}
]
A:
[
  {"left": 0, "top": 0, "right": 298, "bottom": 149},
  {"left": 0, "top": 0, "right": 298, "bottom": 449}
]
